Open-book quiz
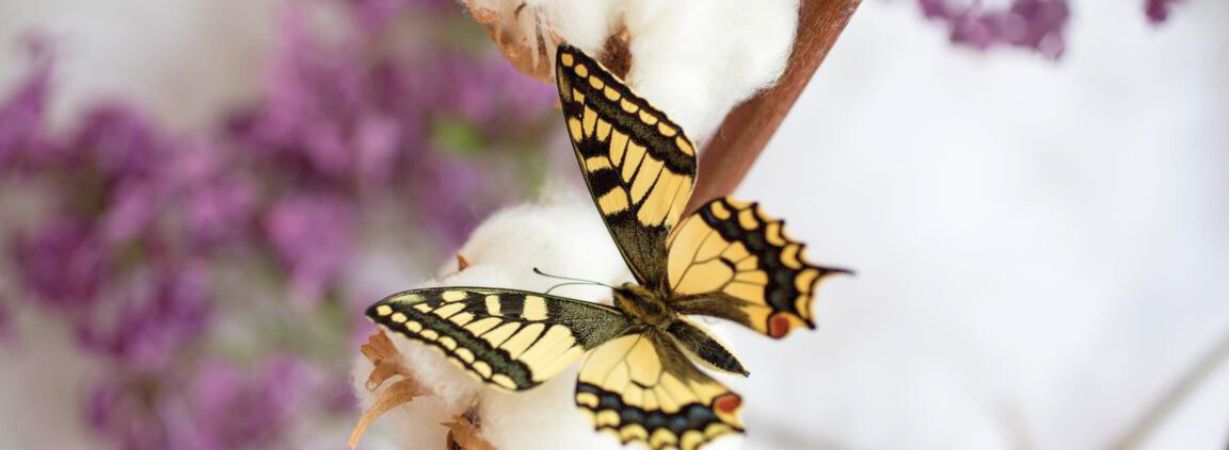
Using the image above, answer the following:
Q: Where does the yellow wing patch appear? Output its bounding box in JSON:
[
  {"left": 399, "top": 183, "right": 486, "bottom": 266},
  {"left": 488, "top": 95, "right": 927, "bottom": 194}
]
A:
[
  {"left": 575, "top": 331, "right": 743, "bottom": 450},
  {"left": 666, "top": 198, "right": 849, "bottom": 338},
  {"left": 368, "top": 288, "right": 631, "bottom": 391},
  {"left": 556, "top": 44, "right": 697, "bottom": 288}
]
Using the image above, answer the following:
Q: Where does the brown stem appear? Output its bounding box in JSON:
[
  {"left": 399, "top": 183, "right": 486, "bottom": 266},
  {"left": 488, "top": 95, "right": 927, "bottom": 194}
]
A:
[{"left": 687, "top": 0, "right": 861, "bottom": 212}]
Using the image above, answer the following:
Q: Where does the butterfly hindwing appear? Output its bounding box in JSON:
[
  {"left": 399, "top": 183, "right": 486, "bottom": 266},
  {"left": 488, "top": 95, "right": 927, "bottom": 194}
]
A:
[
  {"left": 555, "top": 45, "right": 697, "bottom": 289},
  {"left": 367, "top": 287, "right": 632, "bottom": 391},
  {"left": 666, "top": 197, "right": 849, "bottom": 339},
  {"left": 575, "top": 330, "right": 744, "bottom": 450}
]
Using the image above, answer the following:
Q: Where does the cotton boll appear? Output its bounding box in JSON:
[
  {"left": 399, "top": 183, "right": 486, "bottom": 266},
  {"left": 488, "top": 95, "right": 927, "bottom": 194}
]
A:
[
  {"left": 355, "top": 199, "right": 747, "bottom": 448},
  {"left": 622, "top": 0, "right": 799, "bottom": 139},
  {"left": 457, "top": 0, "right": 800, "bottom": 140},
  {"left": 479, "top": 365, "right": 622, "bottom": 450},
  {"left": 450, "top": 200, "right": 633, "bottom": 292},
  {"left": 460, "top": 0, "right": 622, "bottom": 81},
  {"left": 394, "top": 340, "right": 487, "bottom": 408},
  {"left": 522, "top": 0, "right": 622, "bottom": 54}
]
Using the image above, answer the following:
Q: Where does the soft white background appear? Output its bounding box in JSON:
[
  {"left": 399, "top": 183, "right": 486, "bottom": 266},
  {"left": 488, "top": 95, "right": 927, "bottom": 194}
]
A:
[
  {"left": 1, "top": 0, "right": 1226, "bottom": 449},
  {"left": 735, "top": 1, "right": 1229, "bottom": 448}
]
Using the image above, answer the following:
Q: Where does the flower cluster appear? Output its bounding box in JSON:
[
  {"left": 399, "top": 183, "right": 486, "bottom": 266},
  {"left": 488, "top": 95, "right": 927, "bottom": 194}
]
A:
[
  {"left": 0, "top": 0, "right": 554, "bottom": 448},
  {"left": 916, "top": 0, "right": 1185, "bottom": 58},
  {"left": 918, "top": 0, "right": 1070, "bottom": 58},
  {"left": 1145, "top": 0, "right": 1183, "bottom": 24}
]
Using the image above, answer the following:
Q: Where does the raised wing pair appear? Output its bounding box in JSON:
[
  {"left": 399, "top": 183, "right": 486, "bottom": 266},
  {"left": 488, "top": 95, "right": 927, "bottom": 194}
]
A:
[{"left": 367, "top": 45, "right": 847, "bottom": 450}]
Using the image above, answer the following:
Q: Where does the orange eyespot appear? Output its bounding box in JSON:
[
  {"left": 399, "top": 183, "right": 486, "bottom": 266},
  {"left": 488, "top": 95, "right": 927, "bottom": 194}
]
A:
[
  {"left": 768, "top": 313, "right": 793, "bottom": 339},
  {"left": 714, "top": 393, "right": 742, "bottom": 414}
]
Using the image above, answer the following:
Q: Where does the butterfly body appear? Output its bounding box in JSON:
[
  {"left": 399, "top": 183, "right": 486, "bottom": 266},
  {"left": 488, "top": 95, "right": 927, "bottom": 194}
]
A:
[
  {"left": 612, "top": 283, "right": 675, "bottom": 329},
  {"left": 366, "top": 45, "right": 847, "bottom": 450}
]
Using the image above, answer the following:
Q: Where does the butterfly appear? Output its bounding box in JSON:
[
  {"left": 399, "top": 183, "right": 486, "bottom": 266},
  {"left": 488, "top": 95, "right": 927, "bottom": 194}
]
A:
[{"left": 366, "top": 44, "right": 848, "bottom": 450}]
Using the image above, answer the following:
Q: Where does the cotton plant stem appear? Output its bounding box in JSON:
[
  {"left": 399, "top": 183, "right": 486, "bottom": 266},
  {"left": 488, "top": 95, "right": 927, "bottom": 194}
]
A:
[
  {"left": 687, "top": 0, "right": 861, "bottom": 212},
  {"left": 1108, "top": 330, "right": 1229, "bottom": 449}
]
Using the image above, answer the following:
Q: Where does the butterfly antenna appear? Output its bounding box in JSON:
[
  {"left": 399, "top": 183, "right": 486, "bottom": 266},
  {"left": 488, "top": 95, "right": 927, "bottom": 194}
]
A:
[
  {"left": 532, "top": 267, "right": 613, "bottom": 288},
  {"left": 544, "top": 281, "right": 605, "bottom": 296}
]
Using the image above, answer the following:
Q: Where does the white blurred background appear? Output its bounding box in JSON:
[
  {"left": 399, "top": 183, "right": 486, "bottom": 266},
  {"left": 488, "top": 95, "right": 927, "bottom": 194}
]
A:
[
  {"left": 1, "top": 0, "right": 1226, "bottom": 449},
  {"left": 738, "top": 0, "right": 1229, "bottom": 448}
]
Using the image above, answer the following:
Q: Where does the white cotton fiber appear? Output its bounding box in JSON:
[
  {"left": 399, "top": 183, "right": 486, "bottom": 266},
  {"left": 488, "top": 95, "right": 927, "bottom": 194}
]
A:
[
  {"left": 621, "top": 0, "right": 799, "bottom": 140},
  {"left": 520, "top": 0, "right": 623, "bottom": 54},
  {"left": 461, "top": 0, "right": 800, "bottom": 140}
]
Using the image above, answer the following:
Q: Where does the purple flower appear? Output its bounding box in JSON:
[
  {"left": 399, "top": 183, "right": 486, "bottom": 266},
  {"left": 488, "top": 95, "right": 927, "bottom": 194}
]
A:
[
  {"left": 167, "top": 144, "right": 258, "bottom": 248},
  {"left": 412, "top": 153, "right": 485, "bottom": 248},
  {"left": 354, "top": 115, "right": 405, "bottom": 186},
  {"left": 1145, "top": 0, "right": 1182, "bottom": 24},
  {"left": 436, "top": 53, "right": 556, "bottom": 129},
  {"left": 71, "top": 104, "right": 168, "bottom": 179},
  {"left": 921, "top": 0, "right": 1069, "bottom": 58},
  {"left": 234, "top": 6, "right": 417, "bottom": 183},
  {"left": 88, "top": 357, "right": 313, "bottom": 450},
  {"left": 0, "top": 53, "right": 51, "bottom": 169},
  {"left": 100, "top": 179, "right": 164, "bottom": 244},
  {"left": 182, "top": 177, "right": 257, "bottom": 247},
  {"left": 78, "top": 265, "right": 212, "bottom": 371},
  {"left": 2, "top": 1, "right": 558, "bottom": 448},
  {"left": 86, "top": 379, "right": 168, "bottom": 450},
  {"left": 177, "top": 358, "right": 307, "bottom": 450},
  {"left": 265, "top": 192, "right": 357, "bottom": 302},
  {"left": 14, "top": 218, "right": 109, "bottom": 311}
]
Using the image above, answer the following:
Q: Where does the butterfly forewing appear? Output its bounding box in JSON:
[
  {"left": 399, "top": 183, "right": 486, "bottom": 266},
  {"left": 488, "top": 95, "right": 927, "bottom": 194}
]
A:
[
  {"left": 665, "top": 197, "right": 849, "bottom": 339},
  {"left": 555, "top": 45, "right": 697, "bottom": 290},
  {"left": 368, "top": 287, "right": 633, "bottom": 391},
  {"left": 575, "top": 330, "right": 743, "bottom": 450}
]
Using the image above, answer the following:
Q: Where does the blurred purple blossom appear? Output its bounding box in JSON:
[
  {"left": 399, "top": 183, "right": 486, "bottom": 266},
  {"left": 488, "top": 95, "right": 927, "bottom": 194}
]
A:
[
  {"left": 88, "top": 357, "right": 316, "bottom": 450},
  {"left": 178, "top": 357, "right": 312, "bottom": 450},
  {"left": 265, "top": 192, "right": 357, "bottom": 303},
  {"left": 412, "top": 152, "right": 486, "bottom": 247},
  {"left": 0, "top": 67, "right": 51, "bottom": 166},
  {"left": 3, "top": 0, "right": 556, "bottom": 448},
  {"left": 14, "top": 218, "right": 109, "bottom": 311},
  {"left": 78, "top": 265, "right": 212, "bottom": 371},
  {"left": 100, "top": 179, "right": 163, "bottom": 244},
  {"left": 920, "top": 0, "right": 1070, "bottom": 58},
  {"left": 73, "top": 105, "right": 168, "bottom": 179},
  {"left": 234, "top": 5, "right": 425, "bottom": 184},
  {"left": 182, "top": 177, "right": 257, "bottom": 247},
  {"left": 439, "top": 54, "right": 557, "bottom": 125},
  {"left": 0, "top": 300, "right": 11, "bottom": 340},
  {"left": 168, "top": 144, "right": 259, "bottom": 248},
  {"left": 345, "top": 0, "right": 452, "bottom": 29},
  {"left": 0, "top": 37, "right": 53, "bottom": 169},
  {"left": 87, "top": 379, "right": 168, "bottom": 450},
  {"left": 1145, "top": 0, "right": 1182, "bottom": 24}
]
